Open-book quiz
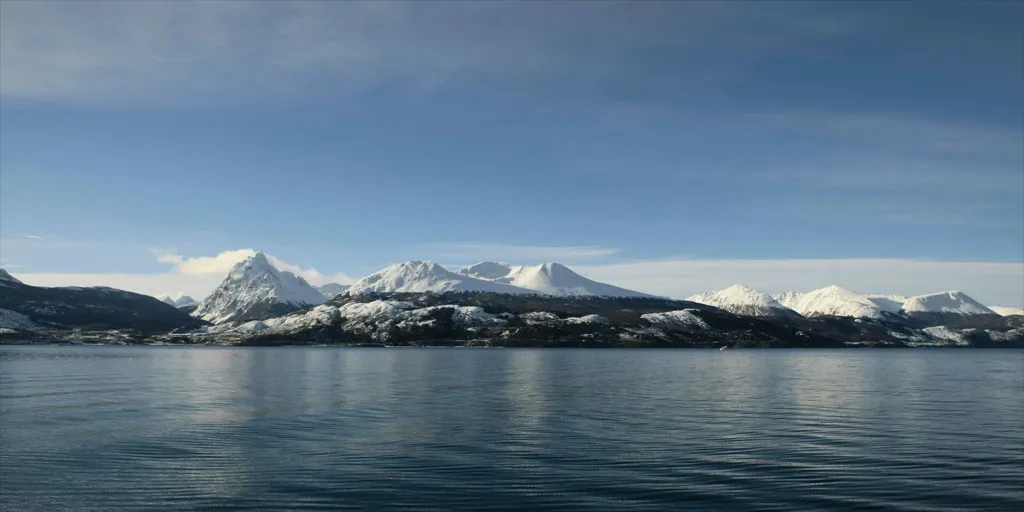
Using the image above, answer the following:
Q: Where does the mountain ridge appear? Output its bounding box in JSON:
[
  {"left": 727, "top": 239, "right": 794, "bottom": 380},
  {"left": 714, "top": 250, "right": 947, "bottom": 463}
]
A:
[
  {"left": 686, "top": 284, "right": 800, "bottom": 318},
  {"left": 456, "top": 261, "right": 652, "bottom": 297},
  {"left": 346, "top": 261, "right": 537, "bottom": 295}
]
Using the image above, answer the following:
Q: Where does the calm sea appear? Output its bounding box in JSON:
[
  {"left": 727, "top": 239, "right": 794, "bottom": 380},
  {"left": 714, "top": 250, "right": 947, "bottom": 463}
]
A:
[{"left": 1, "top": 346, "right": 1021, "bottom": 511}]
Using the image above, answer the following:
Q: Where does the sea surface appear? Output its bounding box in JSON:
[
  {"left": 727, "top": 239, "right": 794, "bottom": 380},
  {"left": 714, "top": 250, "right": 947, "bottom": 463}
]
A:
[{"left": 1, "top": 346, "right": 1022, "bottom": 511}]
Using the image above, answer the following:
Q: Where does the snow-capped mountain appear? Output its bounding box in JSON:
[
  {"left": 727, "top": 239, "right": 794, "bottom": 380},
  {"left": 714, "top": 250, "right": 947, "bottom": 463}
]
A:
[
  {"left": 866, "top": 295, "right": 909, "bottom": 314},
  {"left": 989, "top": 306, "right": 1024, "bottom": 317},
  {"left": 346, "top": 261, "right": 536, "bottom": 295},
  {"left": 772, "top": 285, "right": 888, "bottom": 318},
  {"left": 900, "top": 291, "right": 996, "bottom": 315},
  {"left": 316, "top": 283, "right": 350, "bottom": 298},
  {"left": 192, "top": 251, "right": 326, "bottom": 324},
  {"left": 0, "top": 269, "right": 23, "bottom": 285},
  {"left": 456, "top": 261, "right": 516, "bottom": 280},
  {"left": 158, "top": 294, "right": 197, "bottom": 308},
  {"left": 686, "top": 284, "right": 799, "bottom": 317},
  {"left": 456, "top": 261, "right": 651, "bottom": 297}
]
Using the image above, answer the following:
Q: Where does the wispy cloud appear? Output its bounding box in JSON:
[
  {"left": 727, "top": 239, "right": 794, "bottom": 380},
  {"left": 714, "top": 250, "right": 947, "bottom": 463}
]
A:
[
  {"left": 432, "top": 243, "right": 619, "bottom": 263},
  {"left": 574, "top": 258, "right": 1024, "bottom": 308},
  {"left": 0, "top": 1, "right": 857, "bottom": 105},
  {"left": 14, "top": 248, "right": 354, "bottom": 299},
  {"left": 0, "top": 257, "right": 23, "bottom": 269},
  {"left": 743, "top": 112, "right": 1023, "bottom": 194},
  {"left": 154, "top": 248, "right": 355, "bottom": 286},
  {"left": 21, "top": 234, "right": 43, "bottom": 240}
]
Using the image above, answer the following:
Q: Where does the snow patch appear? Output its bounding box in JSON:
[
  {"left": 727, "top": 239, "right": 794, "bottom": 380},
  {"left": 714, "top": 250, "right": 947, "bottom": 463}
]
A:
[
  {"left": 641, "top": 309, "right": 709, "bottom": 330},
  {"left": 920, "top": 326, "right": 970, "bottom": 346},
  {"left": 564, "top": 314, "right": 610, "bottom": 325},
  {"left": 347, "top": 261, "right": 535, "bottom": 295},
  {"left": 0, "top": 308, "right": 43, "bottom": 330},
  {"left": 520, "top": 311, "right": 561, "bottom": 324}
]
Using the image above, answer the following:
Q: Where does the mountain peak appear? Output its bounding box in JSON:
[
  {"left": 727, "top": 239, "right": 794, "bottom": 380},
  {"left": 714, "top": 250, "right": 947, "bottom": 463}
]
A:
[
  {"left": 686, "top": 284, "right": 796, "bottom": 317},
  {"left": 192, "top": 251, "right": 325, "bottom": 323},
  {"left": 902, "top": 291, "right": 995, "bottom": 315},
  {"left": 774, "top": 285, "right": 883, "bottom": 318},
  {"left": 244, "top": 250, "right": 272, "bottom": 268},
  {"left": 722, "top": 283, "right": 758, "bottom": 294},
  {"left": 817, "top": 284, "right": 854, "bottom": 295},
  {"left": 463, "top": 261, "right": 650, "bottom": 298},
  {"left": 159, "top": 294, "right": 198, "bottom": 308}
]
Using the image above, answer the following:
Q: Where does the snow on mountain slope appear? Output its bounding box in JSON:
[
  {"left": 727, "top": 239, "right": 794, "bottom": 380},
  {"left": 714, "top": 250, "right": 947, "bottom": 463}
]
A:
[
  {"left": 866, "top": 295, "right": 908, "bottom": 314},
  {"left": 192, "top": 251, "right": 325, "bottom": 324},
  {"left": 641, "top": 310, "right": 710, "bottom": 330},
  {"left": 0, "top": 269, "right": 23, "bottom": 285},
  {"left": 158, "top": 294, "right": 197, "bottom": 308},
  {"left": 347, "top": 261, "right": 536, "bottom": 295},
  {"left": 457, "top": 261, "right": 651, "bottom": 297},
  {"left": 316, "top": 283, "right": 350, "bottom": 298},
  {"left": 215, "top": 299, "right": 508, "bottom": 341},
  {"left": 989, "top": 306, "right": 1024, "bottom": 317},
  {"left": 0, "top": 308, "right": 43, "bottom": 330},
  {"left": 771, "top": 291, "right": 804, "bottom": 310},
  {"left": 772, "top": 286, "right": 885, "bottom": 318},
  {"left": 456, "top": 261, "right": 516, "bottom": 280},
  {"left": 686, "top": 284, "right": 797, "bottom": 317},
  {"left": 901, "top": 291, "right": 996, "bottom": 315}
]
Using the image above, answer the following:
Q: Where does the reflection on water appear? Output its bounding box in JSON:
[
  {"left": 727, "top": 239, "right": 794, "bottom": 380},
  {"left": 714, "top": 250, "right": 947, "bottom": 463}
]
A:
[{"left": 1, "top": 347, "right": 1022, "bottom": 511}]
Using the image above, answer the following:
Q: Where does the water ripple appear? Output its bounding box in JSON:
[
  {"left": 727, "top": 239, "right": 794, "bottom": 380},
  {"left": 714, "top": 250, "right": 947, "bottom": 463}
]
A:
[{"left": 1, "top": 347, "right": 1022, "bottom": 511}]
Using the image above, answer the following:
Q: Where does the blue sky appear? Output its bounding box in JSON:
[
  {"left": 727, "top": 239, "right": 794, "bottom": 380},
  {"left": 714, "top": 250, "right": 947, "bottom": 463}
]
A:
[{"left": 1, "top": 1, "right": 1022, "bottom": 305}]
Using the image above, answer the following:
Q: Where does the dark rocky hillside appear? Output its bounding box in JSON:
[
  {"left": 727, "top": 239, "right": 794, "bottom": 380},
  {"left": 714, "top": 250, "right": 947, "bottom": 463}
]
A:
[{"left": 0, "top": 279, "right": 206, "bottom": 333}]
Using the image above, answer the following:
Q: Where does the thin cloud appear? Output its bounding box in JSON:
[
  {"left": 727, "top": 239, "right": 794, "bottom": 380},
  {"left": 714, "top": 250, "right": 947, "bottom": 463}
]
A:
[
  {"left": 0, "top": 1, "right": 859, "bottom": 105},
  {"left": 21, "top": 234, "right": 43, "bottom": 240},
  {"left": 15, "top": 248, "right": 355, "bottom": 299},
  {"left": 154, "top": 248, "right": 355, "bottom": 285},
  {"left": 433, "top": 244, "right": 619, "bottom": 262}
]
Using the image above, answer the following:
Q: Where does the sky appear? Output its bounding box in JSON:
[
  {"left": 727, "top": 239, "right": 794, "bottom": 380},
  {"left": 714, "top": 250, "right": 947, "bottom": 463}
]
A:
[{"left": 1, "top": 1, "right": 1022, "bottom": 306}]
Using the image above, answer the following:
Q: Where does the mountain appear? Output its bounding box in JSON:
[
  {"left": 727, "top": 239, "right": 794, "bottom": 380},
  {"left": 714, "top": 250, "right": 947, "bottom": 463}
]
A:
[
  {"left": 316, "top": 283, "right": 350, "bottom": 299},
  {"left": 188, "top": 291, "right": 855, "bottom": 348},
  {"left": 0, "top": 308, "right": 44, "bottom": 330},
  {"left": 900, "top": 291, "right": 996, "bottom": 315},
  {"left": 0, "top": 280, "right": 203, "bottom": 332},
  {"left": 866, "top": 295, "right": 909, "bottom": 314},
  {"left": 191, "top": 251, "right": 326, "bottom": 324},
  {"left": 0, "top": 269, "right": 23, "bottom": 284},
  {"left": 686, "top": 284, "right": 800, "bottom": 318},
  {"left": 158, "top": 294, "right": 197, "bottom": 308},
  {"left": 456, "top": 261, "right": 515, "bottom": 280},
  {"left": 772, "top": 286, "right": 887, "bottom": 318},
  {"left": 456, "top": 261, "right": 652, "bottom": 297},
  {"left": 347, "top": 261, "right": 536, "bottom": 295},
  {"left": 989, "top": 306, "right": 1024, "bottom": 317}
]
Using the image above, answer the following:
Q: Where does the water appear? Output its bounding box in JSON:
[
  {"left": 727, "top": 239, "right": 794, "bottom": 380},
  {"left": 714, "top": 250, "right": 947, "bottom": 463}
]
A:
[{"left": 1, "top": 347, "right": 1022, "bottom": 511}]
